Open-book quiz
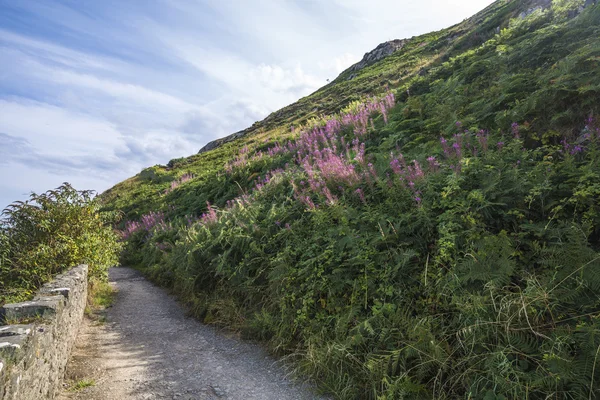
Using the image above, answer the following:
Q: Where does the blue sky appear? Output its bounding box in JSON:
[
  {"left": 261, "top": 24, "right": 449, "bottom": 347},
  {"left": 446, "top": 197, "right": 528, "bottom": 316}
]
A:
[{"left": 0, "top": 0, "right": 494, "bottom": 209}]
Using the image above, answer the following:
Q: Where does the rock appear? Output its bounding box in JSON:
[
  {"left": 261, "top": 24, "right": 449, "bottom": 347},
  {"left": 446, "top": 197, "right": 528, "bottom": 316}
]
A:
[
  {"left": 1, "top": 296, "right": 63, "bottom": 323},
  {"left": 197, "top": 127, "right": 252, "bottom": 154},
  {"left": 211, "top": 385, "right": 226, "bottom": 397},
  {"left": 519, "top": 5, "right": 543, "bottom": 19},
  {"left": 0, "top": 265, "right": 88, "bottom": 400},
  {"left": 345, "top": 39, "right": 408, "bottom": 75}
]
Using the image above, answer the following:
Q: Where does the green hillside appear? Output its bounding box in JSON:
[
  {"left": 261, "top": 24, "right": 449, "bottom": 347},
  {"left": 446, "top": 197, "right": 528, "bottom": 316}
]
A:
[{"left": 103, "top": 0, "right": 600, "bottom": 398}]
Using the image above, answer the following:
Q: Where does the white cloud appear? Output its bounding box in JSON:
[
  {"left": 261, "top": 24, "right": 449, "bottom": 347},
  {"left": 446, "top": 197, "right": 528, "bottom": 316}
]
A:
[
  {"left": 318, "top": 53, "right": 362, "bottom": 76},
  {"left": 0, "top": 99, "right": 124, "bottom": 156},
  {"left": 249, "top": 64, "right": 323, "bottom": 94},
  {"left": 0, "top": 28, "right": 120, "bottom": 72},
  {"left": 48, "top": 69, "right": 195, "bottom": 111}
]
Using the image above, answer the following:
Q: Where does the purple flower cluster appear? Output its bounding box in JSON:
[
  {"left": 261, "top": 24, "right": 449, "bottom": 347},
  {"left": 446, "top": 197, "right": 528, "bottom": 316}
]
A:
[
  {"left": 223, "top": 92, "right": 396, "bottom": 209},
  {"left": 440, "top": 127, "right": 495, "bottom": 162},
  {"left": 389, "top": 154, "right": 424, "bottom": 184},
  {"left": 165, "top": 173, "right": 195, "bottom": 194},
  {"left": 226, "top": 92, "right": 396, "bottom": 173},
  {"left": 200, "top": 202, "right": 218, "bottom": 225},
  {"left": 250, "top": 168, "right": 285, "bottom": 192},
  {"left": 225, "top": 146, "right": 251, "bottom": 173},
  {"left": 511, "top": 122, "right": 520, "bottom": 139},
  {"left": 389, "top": 153, "right": 425, "bottom": 203},
  {"left": 427, "top": 156, "right": 440, "bottom": 172},
  {"left": 121, "top": 117, "right": 600, "bottom": 238},
  {"left": 121, "top": 211, "right": 166, "bottom": 239},
  {"left": 557, "top": 117, "right": 600, "bottom": 156}
]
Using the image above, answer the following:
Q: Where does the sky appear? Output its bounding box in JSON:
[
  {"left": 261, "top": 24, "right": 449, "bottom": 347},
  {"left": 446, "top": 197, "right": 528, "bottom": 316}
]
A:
[{"left": 0, "top": 0, "right": 494, "bottom": 210}]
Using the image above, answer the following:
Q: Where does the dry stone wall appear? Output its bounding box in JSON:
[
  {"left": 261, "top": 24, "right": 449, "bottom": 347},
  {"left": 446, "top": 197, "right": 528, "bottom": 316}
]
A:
[{"left": 0, "top": 264, "right": 88, "bottom": 400}]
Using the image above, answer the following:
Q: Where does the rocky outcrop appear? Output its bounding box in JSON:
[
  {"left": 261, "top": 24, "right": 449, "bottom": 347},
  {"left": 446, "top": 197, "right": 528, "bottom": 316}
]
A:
[
  {"left": 0, "top": 265, "right": 88, "bottom": 400},
  {"left": 198, "top": 127, "right": 254, "bottom": 154},
  {"left": 347, "top": 39, "right": 408, "bottom": 75}
]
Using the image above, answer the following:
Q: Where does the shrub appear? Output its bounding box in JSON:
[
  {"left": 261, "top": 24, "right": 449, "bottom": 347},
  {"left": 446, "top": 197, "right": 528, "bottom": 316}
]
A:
[{"left": 0, "top": 183, "right": 123, "bottom": 305}]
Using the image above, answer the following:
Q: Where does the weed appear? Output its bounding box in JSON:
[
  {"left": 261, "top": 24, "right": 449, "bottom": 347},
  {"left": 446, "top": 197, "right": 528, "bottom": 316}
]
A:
[{"left": 69, "top": 379, "right": 95, "bottom": 391}]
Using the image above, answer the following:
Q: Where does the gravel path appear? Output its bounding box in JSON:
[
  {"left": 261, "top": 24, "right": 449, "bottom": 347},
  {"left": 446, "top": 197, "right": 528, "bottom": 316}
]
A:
[{"left": 59, "top": 267, "right": 322, "bottom": 400}]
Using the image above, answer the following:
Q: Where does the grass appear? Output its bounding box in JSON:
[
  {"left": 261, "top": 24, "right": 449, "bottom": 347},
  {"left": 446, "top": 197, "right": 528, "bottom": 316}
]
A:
[
  {"left": 2, "top": 315, "right": 47, "bottom": 325},
  {"left": 85, "top": 279, "right": 116, "bottom": 323},
  {"left": 69, "top": 379, "right": 95, "bottom": 391}
]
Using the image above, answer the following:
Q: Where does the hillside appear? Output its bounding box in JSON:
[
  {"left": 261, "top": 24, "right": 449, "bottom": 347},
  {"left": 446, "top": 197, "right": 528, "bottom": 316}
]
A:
[
  {"left": 103, "top": 0, "right": 598, "bottom": 220},
  {"left": 102, "top": 0, "right": 600, "bottom": 398}
]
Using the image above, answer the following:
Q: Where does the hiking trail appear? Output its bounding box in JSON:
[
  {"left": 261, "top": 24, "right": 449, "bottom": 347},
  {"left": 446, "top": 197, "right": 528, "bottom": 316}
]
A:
[{"left": 58, "top": 267, "right": 322, "bottom": 400}]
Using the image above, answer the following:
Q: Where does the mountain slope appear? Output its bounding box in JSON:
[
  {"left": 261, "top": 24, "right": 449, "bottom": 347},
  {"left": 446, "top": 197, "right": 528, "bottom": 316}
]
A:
[
  {"left": 102, "top": 1, "right": 600, "bottom": 398},
  {"left": 102, "top": 0, "right": 598, "bottom": 220}
]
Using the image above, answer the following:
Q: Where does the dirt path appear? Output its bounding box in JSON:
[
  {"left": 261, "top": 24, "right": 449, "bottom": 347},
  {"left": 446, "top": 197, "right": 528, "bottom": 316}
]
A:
[{"left": 58, "top": 267, "right": 322, "bottom": 400}]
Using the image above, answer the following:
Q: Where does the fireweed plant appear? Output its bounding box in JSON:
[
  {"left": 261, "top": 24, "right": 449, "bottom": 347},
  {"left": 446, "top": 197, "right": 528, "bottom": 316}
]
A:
[{"left": 118, "top": 86, "right": 600, "bottom": 398}]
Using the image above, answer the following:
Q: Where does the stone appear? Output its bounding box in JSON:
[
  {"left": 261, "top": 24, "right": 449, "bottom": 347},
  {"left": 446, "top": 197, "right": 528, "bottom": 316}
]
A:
[
  {"left": 0, "top": 340, "right": 23, "bottom": 359},
  {"left": 0, "top": 296, "right": 63, "bottom": 324},
  {"left": 346, "top": 39, "right": 408, "bottom": 75},
  {"left": 198, "top": 127, "right": 253, "bottom": 154},
  {"left": 211, "top": 385, "right": 226, "bottom": 397},
  {"left": 0, "top": 264, "right": 88, "bottom": 400},
  {"left": 43, "top": 287, "right": 72, "bottom": 299},
  {"left": 519, "top": 6, "right": 542, "bottom": 19},
  {"left": 0, "top": 325, "right": 32, "bottom": 338}
]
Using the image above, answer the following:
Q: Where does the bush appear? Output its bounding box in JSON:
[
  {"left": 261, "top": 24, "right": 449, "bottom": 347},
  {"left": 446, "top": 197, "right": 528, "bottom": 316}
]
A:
[{"left": 0, "top": 183, "right": 123, "bottom": 305}]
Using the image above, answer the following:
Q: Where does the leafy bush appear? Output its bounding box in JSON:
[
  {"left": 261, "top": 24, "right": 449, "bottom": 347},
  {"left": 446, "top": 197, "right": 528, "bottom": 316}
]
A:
[{"left": 0, "top": 183, "right": 123, "bottom": 305}]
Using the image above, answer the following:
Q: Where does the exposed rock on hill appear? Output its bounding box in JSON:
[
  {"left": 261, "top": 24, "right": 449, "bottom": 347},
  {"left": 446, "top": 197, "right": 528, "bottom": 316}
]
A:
[
  {"left": 344, "top": 39, "right": 408, "bottom": 80},
  {"left": 198, "top": 127, "right": 252, "bottom": 154}
]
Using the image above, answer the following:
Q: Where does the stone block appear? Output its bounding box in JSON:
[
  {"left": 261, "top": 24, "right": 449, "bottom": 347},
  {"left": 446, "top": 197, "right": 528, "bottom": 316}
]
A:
[
  {"left": 0, "top": 297, "right": 63, "bottom": 324},
  {"left": 40, "top": 287, "right": 71, "bottom": 299}
]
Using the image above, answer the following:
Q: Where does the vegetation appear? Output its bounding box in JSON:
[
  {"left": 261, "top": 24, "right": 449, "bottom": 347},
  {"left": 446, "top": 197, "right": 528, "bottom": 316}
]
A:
[
  {"left": 103, "top": 1, "right": 600, "bottom": 398},
  {"left": 0, "top": 183, "right": 122, "bottom": 306},
  {"left": 69, "top": 379, "right": 95, "bottom": 391}
]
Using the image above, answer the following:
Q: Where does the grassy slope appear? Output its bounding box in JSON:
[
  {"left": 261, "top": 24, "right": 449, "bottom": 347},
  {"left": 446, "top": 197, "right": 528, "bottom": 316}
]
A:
[
  {"left": 101, "top": 0, "right": 527, "bottom": 218},
  {"left": 102, "top": 1, "right": 600, "bottom": 398},
  {"left": 103, "top": 0, "right": 598, "bottom": 221}
]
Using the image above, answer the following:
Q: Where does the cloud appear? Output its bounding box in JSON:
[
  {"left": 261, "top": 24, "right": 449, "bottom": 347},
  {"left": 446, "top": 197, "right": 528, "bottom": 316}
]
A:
[
  {"left": 0, "top": 133, "right": 31, "bottom": 164},
  {"left": 318, "top": 53, "right": 362, "bottom": 76},
  {"left": 0, "top": 28, "right": 121, "bottom": 72},
  {"left": 0, "top": 99, "right": 123, "bottom": 154},
  {"left": 249, "top": 64, "right": 323, "bottom": 95},
  {"left": 180, "top": 100, "right": 270, "bottom": 140},
  {"left": 47, "top": 69, "right": 195, "bottom": 111}
]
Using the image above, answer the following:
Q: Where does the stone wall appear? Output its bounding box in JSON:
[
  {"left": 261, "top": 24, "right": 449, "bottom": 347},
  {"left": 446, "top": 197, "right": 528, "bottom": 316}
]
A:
[{"left": 0, "top": 264, "right": 88, "bottom": 400}]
